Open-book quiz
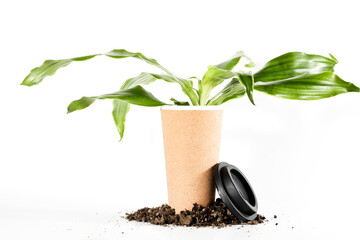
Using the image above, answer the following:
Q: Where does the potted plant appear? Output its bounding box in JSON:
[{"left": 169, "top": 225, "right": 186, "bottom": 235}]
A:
[{"left": 21, "top": 49, "right": 359, "bottom": 212}]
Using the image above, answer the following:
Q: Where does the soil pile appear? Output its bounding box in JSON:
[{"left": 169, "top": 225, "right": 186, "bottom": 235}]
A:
[{"left": 126, "top": 198, "right": 265, "bottom": 228}]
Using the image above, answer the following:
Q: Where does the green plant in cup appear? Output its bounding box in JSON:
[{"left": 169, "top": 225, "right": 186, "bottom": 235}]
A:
[{"left": 21, "top": 49, "right": 359, "bottom": 140}]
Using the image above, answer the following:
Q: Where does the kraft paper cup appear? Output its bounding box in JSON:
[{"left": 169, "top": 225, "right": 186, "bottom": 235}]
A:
[{"left": 161, "top": 106, "right": 223, "bottom": 212}]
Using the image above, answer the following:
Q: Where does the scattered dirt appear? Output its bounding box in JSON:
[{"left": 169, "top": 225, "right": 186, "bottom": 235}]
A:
[{"left": 126, "top": 198, "right": 266, "bottom": 228}]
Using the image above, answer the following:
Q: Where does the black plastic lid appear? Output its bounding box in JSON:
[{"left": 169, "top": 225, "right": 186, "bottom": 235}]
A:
[{"left": 213, "top": 162, "right": 258, "bottom": 221}]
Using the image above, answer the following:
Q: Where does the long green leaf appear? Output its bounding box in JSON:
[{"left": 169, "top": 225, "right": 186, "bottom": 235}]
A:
[
  {"left": 21, "top": 50, "right": 171, "bottom": 86},
  {"left": 67, "top": 85, "right": 168, "bottom": 113},
  {"left": 235, "top": 72, "right": 255, "bottom": 105},
  {"left": 21, "top": 55, "right": 98, "bottom": 86},
  {"left": 254, "top": 52, "right": 337, "bottom": 82},
  {"left": 207, "top": 78, "right": 245, "bottom": 105},
  {"left": 254, "top": 72, "right": 360, "bottom": 100},
  {"left": 22, "top": 59, "right": 71, "bottom": 86},
  {"left": 199, "top": 66, "right": 235, "bottom": 105},
  {"left": 214, "top": 51, "right": 253, "bottom": 71},
  {"left": 112, "top": 100, "right": 130, "bottom": 141},
  {"left": 21, "top": 49, "right": 198, "bottom": 105},
  {"left": 112, "top": 72, "right": 179, "bottom": 140}
]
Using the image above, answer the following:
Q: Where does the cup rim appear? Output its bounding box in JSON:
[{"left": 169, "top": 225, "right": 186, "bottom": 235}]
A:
[{"left": 161, "top": 105, "right": 224, "bottom": 110}]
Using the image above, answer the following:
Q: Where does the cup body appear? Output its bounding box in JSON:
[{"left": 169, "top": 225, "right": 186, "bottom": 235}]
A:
[{"left": 161, "top": 106, "right": 223, "bottom": 212}]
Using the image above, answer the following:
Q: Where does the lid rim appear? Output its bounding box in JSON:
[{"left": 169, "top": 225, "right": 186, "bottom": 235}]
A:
[
  {"left": 224, "top": 164, "right": 258, "bottom": 212},
  {"left": 161, "top": 105, "right": 224, "bottom": 110},
  {"left": 213, "top": 162, "right": 258, "bottom": 221}
]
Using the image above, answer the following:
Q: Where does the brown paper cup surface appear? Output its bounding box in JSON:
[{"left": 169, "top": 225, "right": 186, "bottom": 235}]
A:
[{"left": 161, "top": 106, "right": 223, "bottom": 212}]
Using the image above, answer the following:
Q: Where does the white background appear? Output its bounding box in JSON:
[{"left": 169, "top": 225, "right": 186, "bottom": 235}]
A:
[{"left": 1, "top": 0, "right": 359, "bottom": 239}]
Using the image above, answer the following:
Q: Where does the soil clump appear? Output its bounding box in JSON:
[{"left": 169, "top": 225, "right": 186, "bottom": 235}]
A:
[{"left": 126, "top": 198, "right": 265, "bottom": 228}]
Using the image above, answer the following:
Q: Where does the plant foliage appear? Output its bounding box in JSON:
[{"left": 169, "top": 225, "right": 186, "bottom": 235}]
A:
[{"left": 22, "top": 49, "right": 359, "bottom": 140}]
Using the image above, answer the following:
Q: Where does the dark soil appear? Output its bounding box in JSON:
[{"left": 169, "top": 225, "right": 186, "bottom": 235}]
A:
[{"left": 126, "top": 198, "right": 266, "bottom": 228}]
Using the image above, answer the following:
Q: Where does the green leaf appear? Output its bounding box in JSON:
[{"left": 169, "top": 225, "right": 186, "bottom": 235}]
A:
[
  {"left": 21, "top": 49, "right": 198, "bottom": 105},
  {"left": 254, "top": 52, "right": 337, "bottom": 83},
  {"left": 207, "top": 78, "right": 245, "bottom": 105},
  {"left": 254, "top": 72, "right": 360, "bottom": 100},
  {"left": 95, "top": 87, "right": 168, "bottom": 106},
  {"left": 21, "top": 55, "right": 98, "bottom": 86},
  {"left": 21, "top": 59, "right": 72, "bottom": 86},
  {"left": 67, "top": 96, "right": 96, "bottom": 113},
  {"left": 329, "top": 53, "right": 338, "bottom": 62},
  {"left": 199, "top": 66, "right": 235, "bottom": 105},
  {"left": 112, "top": 100, "right": 130, "bottom": 141},
  {"left": 214, "top": 51, "right": 252, "bottom": 70},
  {"left": 245, "top": 62, "right": 256, "bottom": 68},
  {"left": 170, "top": 98, "right": 190, "bottom": 106},
  {"left": 235, "top": 72, "right": 255, "bottom": 105},
  {"left": 67, "top": 85, "right": 168, "bottom": 113},
  {"left": 71, "top": 55, "right": 99, "bottom": 61}
]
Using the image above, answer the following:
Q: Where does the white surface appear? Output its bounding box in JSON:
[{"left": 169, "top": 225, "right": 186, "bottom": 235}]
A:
[{"left": 1, "top": 0, "right": 359, "bottom": 239}]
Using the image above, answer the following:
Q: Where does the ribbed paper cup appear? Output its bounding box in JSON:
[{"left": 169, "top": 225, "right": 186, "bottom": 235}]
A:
[{"left": 161, "top": 106, "right": 223, "bottom": 212}]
